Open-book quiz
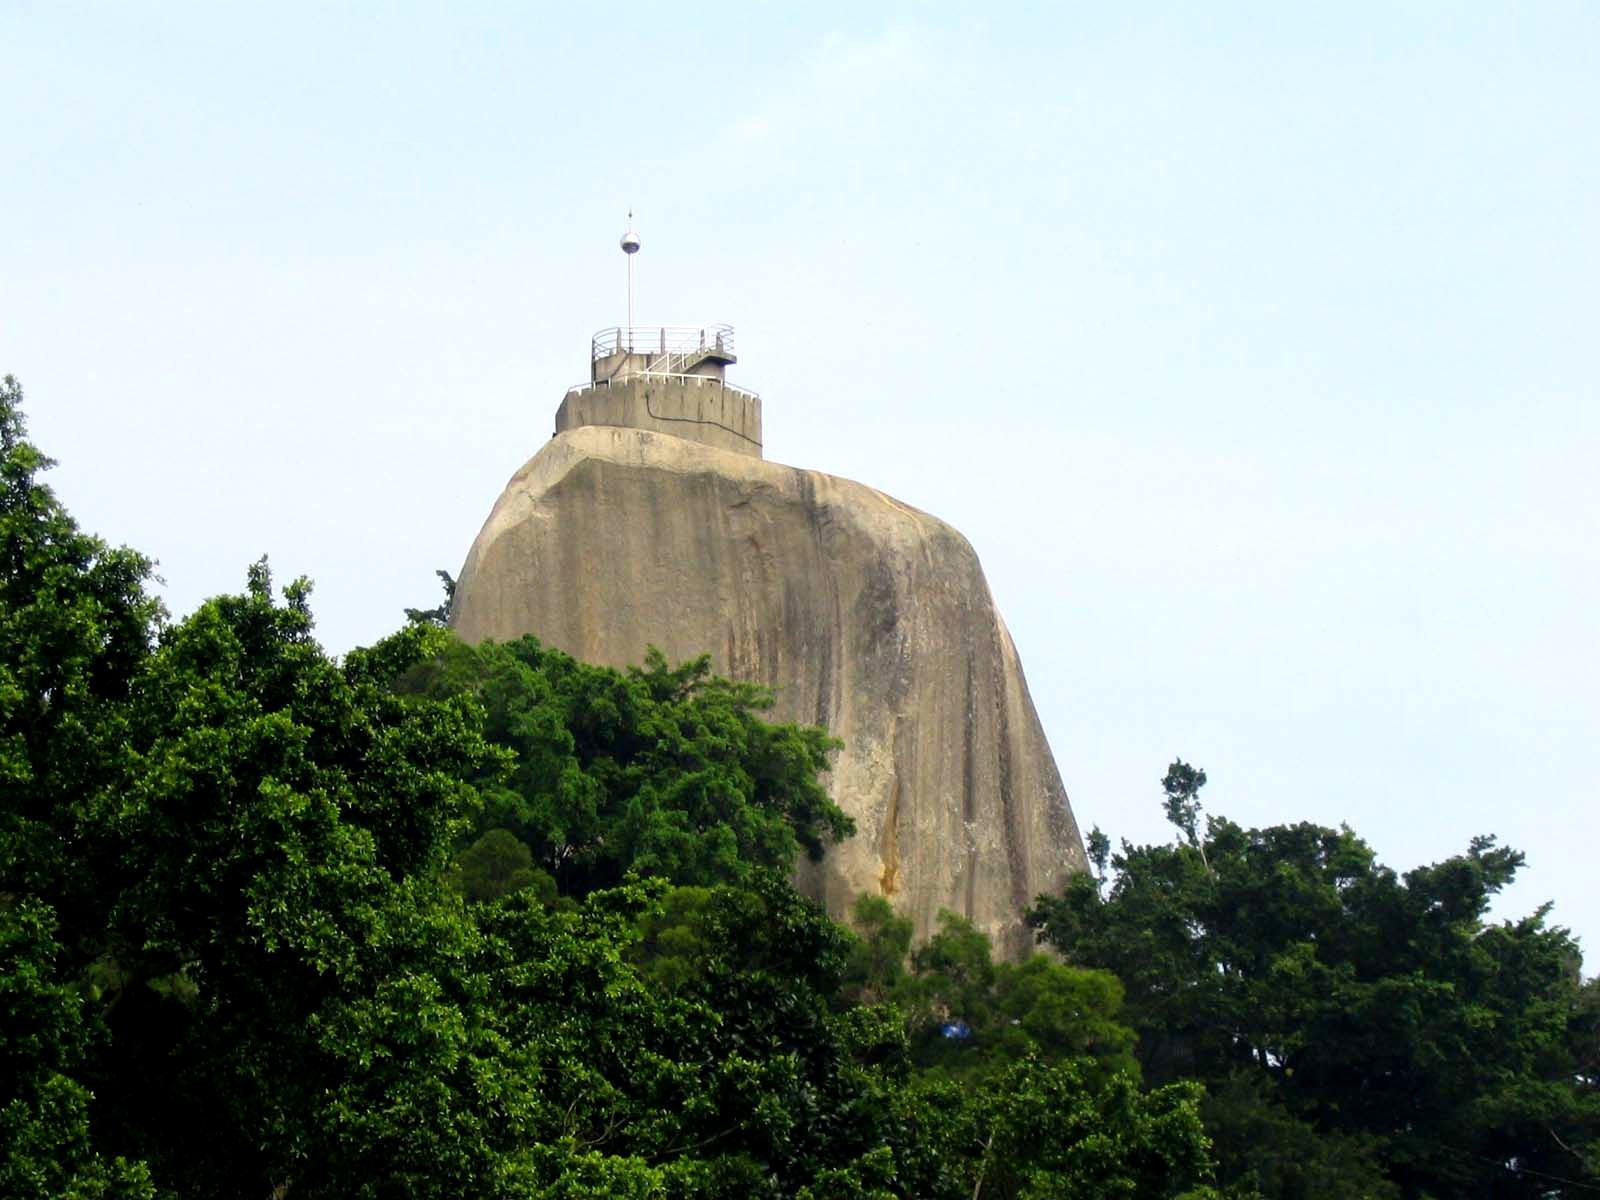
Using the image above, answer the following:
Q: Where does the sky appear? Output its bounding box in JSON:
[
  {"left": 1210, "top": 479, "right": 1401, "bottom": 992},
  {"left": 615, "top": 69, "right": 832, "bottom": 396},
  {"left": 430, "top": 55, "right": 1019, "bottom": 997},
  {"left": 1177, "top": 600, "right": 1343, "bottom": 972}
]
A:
[{"left": 4, "top": 3, "right": 1597, "bottom": 960}]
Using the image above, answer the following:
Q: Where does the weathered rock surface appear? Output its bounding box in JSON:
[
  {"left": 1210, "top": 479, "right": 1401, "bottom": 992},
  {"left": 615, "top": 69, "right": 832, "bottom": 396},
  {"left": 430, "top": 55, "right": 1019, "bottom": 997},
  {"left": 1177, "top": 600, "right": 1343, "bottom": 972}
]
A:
[{"left": 451, "top": 424, "right": 1085, "bottom": 953}]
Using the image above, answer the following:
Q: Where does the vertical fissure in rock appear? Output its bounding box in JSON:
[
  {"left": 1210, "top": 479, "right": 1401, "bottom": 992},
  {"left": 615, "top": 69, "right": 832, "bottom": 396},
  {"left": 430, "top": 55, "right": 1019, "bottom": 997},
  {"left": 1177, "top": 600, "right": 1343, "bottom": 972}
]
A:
[
  {"left": 963, "top": 652, "right": 978, "bottom": 921},
  {"left": 880, "top": 717, "right": 904, "bottom": 898},
  {"left": 994, "top": 633, "right": 1027, "bottom": 917}
]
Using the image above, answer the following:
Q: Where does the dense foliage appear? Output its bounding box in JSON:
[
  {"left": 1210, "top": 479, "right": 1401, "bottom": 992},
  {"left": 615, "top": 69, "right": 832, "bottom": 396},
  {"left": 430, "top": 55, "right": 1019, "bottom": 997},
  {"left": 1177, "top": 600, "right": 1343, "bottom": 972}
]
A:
[
  {"left": 1030, "top": 762, "right": 1600, "bottom": 1198},
  {"left": 4, "top": 374, "right": 1594, "bottom": 1197},
  {"left": 395, "top": 634, "right": 853, "bottom": 901},
  {"left": 0, "top": 376, "right": 1215, "bottom": 1198}
]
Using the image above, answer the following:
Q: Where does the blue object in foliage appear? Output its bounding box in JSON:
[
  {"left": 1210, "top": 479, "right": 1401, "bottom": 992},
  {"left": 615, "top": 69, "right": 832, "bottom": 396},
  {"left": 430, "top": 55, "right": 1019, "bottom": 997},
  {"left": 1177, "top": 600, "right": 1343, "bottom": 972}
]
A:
[{"left": 940, "top": 1021, "right": 972, "bottom": 1040}]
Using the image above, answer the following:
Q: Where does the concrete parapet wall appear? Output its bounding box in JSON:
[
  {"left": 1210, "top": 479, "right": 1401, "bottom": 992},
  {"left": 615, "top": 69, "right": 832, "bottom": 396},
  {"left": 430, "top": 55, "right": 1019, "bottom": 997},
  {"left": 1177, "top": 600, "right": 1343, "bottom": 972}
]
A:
[{"left": 555, "top": 376, "right": 763, "bottom": 458}]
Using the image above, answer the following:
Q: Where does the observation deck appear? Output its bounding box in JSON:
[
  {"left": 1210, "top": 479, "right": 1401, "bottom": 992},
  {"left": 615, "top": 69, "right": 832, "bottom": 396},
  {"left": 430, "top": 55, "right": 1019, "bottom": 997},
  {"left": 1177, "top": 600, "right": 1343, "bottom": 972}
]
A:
[
  {"left": 589, "top": 324, "right": 739, "bottom": 385},
  {"left": 556, "top": 323, "right": 762, "bottom": 459}
]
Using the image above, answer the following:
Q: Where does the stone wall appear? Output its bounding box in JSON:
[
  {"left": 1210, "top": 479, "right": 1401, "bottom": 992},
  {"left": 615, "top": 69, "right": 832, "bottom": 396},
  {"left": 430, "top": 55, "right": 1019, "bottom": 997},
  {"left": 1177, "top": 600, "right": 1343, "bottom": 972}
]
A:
[{"left": 554, "top": 376, "right": 762, "bottom": 458}]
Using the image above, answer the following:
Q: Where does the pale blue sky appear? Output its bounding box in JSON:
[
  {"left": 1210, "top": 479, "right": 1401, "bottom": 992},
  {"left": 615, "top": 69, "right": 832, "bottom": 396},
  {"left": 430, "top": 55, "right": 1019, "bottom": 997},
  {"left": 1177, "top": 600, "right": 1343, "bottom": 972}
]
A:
[{"left": 5, "top": 3, "right": 1597, "bottom": 959}]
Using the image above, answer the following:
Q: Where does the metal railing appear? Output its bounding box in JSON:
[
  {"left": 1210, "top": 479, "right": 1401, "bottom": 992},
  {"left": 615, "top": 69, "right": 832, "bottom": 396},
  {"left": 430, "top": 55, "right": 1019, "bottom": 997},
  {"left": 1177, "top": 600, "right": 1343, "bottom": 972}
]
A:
[
  {"left": 565, "top": 373, "right": 760, "bottom": 402},
  {"left": 591, "top": 324, "right": 736, "bottom": 362}
]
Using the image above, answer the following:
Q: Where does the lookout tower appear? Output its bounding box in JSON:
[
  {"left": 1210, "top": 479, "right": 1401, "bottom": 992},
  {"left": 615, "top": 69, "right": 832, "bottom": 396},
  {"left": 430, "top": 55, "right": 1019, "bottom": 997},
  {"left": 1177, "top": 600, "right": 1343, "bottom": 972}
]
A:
[{"left": 552, "top": 221, "right": 764, "bottom": 458}]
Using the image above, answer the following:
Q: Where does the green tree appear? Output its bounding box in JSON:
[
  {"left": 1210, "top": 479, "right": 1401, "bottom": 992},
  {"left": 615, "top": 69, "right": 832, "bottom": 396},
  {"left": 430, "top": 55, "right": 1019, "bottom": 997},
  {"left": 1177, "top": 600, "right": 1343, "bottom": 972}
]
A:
[
  {"left": 1030, "top": 760, "right": 1600, "bottom": 1198},
  {"left": 902, "top": 1058, "right": 1216, "bottom": 1199},
  {"left": 842, "top": 893, "right": 914, "bottom": 1006},
  {"left": 0, "top": 900, "right": 153, "bottom": 1198},
  {"left": 1160, "top": 760, "right": 1207, "bottom": 855},
  {"left": 0, "top": 375, "right": 160, "bottom": 1196},
  {"left": 3, "top": 377, "right": 1236, "bottom": 1197},
  {"left": 452, "top": 827, "right": 555, "bottom": 905},
  {"left": 896, "top": 910, "right": 1138, "bottom": 1082},
  {"left": 82, "top": 571, "right": 520, "bottom": 1196},
  {"left": 397, "top": 635, "right": 854, "bottom": 897},
  {"left": 906, "top": 910, "right": 998, "bottom": 1036},
  {"left": 403, "top": 568, "right": 456, "bottom": 627},
  {"left": 39, "top": 557, "right": 883, "bottom": 1198}
]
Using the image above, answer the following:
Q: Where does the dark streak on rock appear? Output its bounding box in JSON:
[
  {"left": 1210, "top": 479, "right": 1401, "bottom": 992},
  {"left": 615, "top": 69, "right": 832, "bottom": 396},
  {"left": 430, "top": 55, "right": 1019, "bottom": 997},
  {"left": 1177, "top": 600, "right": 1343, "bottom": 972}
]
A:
[
  {"left": 995, "top": 636, "right": 1026, "bottom": 917},
  {"left": 964, "top": 652, "right": 978, "bottom": 921}
]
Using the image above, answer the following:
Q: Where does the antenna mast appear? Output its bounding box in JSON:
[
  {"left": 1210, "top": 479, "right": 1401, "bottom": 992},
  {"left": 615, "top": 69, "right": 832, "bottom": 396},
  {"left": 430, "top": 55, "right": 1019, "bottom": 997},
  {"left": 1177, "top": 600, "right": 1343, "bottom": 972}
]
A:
[{"left": 620, "top": 211, "right": 640, "bottom": 347}]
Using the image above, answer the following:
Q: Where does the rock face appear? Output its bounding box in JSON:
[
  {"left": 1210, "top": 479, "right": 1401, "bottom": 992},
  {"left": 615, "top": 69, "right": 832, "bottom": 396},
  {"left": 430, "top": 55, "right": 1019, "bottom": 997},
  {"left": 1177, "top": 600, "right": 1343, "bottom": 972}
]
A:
[{"left": 451, "top": 424, "right": 1085, "bottom": 953}]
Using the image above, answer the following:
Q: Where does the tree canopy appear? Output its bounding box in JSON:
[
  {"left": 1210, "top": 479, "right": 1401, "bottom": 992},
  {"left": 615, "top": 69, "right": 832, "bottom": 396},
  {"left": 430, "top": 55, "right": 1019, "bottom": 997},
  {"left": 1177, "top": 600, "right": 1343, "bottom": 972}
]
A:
[
  {"left": 6, "top": 373, "right": 1593, "bottom": 1197},
  {"left": 1029, "top": 763, "right": 1600, "bottom": 1198},
  {"left": 0, "top": 375, "right": 1219, "bottom": 1198},
  {"left": 395, "top": 634, "right": 853, "bottom": 900}
]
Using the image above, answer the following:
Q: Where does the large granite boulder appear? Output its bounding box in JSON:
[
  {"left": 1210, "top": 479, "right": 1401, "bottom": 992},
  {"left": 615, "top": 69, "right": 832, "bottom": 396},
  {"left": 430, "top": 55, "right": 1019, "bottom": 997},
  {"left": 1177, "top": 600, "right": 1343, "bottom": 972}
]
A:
[{"left": 450, "top": 424, "right": 1085, "bottom": 953}]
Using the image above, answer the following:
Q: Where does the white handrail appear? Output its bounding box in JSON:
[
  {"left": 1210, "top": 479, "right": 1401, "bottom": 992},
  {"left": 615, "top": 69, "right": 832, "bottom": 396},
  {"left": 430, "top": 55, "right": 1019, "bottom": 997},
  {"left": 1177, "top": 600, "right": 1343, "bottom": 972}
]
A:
[
  {"left": 565, "top": 374, "right": 760, "bottom": 401},
  {"left": 592, "top": 325, "right": 736, "bottom": 361}
]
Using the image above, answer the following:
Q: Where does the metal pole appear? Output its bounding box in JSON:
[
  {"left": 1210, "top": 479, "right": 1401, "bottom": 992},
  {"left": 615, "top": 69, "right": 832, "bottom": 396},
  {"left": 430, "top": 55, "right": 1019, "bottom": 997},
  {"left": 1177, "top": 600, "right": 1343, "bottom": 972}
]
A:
[{"left": 621, "top": 211, "right": 640, "bottom": 352}]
